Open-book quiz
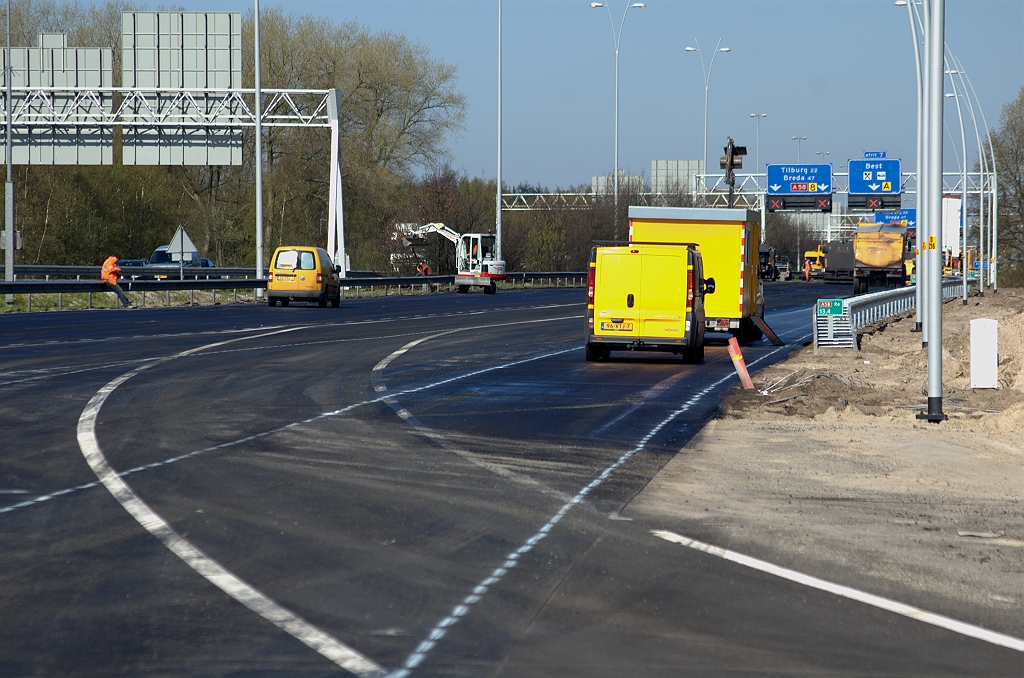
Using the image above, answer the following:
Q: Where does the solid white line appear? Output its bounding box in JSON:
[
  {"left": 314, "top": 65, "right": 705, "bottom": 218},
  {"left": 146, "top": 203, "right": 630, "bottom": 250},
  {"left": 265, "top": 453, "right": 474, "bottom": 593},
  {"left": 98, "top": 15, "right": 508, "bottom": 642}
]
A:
[
  {"left": 6, "top": 319, "right": 582, "bottom": 519},
  {"left": 75, "top": 327, "right": 388, "bottom": 678},
  {"left": 652, "top": 530, "right": 1024, "bottom": 654}
]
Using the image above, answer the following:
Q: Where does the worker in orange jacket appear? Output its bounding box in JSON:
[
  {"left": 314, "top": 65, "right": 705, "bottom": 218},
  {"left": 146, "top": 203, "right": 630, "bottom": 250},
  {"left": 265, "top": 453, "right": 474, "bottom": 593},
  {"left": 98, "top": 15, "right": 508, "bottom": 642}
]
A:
[{"left": 101, "top": 254, "right": 132, "bottom": 308}]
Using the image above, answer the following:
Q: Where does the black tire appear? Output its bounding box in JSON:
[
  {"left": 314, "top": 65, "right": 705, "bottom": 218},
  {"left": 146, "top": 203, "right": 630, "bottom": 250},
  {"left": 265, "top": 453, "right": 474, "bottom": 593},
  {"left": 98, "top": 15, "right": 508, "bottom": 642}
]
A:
[
  {"left": 281, "top": 299, "right": 289, "bottom": 307},
  {"left": 267, "top": 297, "right": 277, "bottom": 307},
  {"left": 457, "top": 285, "right": 469, "bottom": 294},
  {"left": 689, "top": 344, "right": 705, "bottom": 363},
  {"left": 318, "top": 292, "right": 328, "bottom": 308},
  {"left": 484, "top": 282, "right": 497, "bottom": 295},
  {"left": 584, "top": 343, "right": 608, "bottom": 361},
  {"left": 331, "top": 294, "right": 341, "bottom": 308}
]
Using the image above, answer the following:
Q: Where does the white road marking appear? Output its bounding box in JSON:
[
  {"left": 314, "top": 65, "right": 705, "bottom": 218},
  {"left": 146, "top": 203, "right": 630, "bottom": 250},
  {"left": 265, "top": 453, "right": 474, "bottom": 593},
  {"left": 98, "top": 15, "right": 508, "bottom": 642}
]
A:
[
  {"left": 3, "top": 318, "right": 582, "bottom": 518},
  {"left": 371, "top": 327, "right": 580, "bottom": 501},
  {"left": 389, "top": 341, "right": 794, "bottom": 676},
  {"left": 75, "top": 327, "right": 389, "bottom": 677},
  {"left": 652, "top": 530, "right": 1024, "bottom": 653}
]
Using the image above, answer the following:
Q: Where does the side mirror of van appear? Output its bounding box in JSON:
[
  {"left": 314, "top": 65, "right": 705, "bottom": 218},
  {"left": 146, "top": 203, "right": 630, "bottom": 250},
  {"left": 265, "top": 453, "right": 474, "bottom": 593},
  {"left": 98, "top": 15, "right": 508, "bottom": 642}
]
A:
[
  {"left": 702, "top": 277, "right": 716, "bottom": 295},
  {"left": 334, "top": 265, "right": 342, "bottom": 275}
]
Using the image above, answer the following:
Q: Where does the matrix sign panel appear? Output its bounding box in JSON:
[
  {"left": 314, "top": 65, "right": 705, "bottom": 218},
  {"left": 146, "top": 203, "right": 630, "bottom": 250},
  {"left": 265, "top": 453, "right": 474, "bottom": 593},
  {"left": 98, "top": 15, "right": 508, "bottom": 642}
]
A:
[
  {"left": 766, "top": 164, "right": 833, "bottom": 195},
  {"left": 122, "top": 12, "right": 243, "bottom": 165}
]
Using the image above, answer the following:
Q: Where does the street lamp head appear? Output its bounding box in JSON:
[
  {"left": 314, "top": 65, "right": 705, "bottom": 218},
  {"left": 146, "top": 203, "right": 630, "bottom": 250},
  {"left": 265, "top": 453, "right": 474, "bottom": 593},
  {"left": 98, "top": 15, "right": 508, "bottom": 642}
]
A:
[
  {"left": 792, "top": 136, "right": 806, "bottom": 141},
  {"left": 589, "top": 3, "right": 604, "bottom": 7},
  {"left": 718, "top": 48, "right": 731, "bottom": 52},
  {"left": 894, "top": 1, "right": 908, "bottom": 6},
  {"left": 684, "top": 47, "right": 696, "bottom": 51},
  {"left": 945, "top": 93, "right": 955, "bottom": 98},
  {"left": 631, "top": 3, "right": 646, "bottom": 7}
]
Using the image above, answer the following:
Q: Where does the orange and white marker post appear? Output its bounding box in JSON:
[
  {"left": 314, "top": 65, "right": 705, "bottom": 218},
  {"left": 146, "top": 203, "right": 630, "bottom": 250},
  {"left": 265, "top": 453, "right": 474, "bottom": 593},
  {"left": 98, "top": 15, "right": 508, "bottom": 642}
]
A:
[{"left": 727, "top": 336, "right": 755, "bottom": 390}]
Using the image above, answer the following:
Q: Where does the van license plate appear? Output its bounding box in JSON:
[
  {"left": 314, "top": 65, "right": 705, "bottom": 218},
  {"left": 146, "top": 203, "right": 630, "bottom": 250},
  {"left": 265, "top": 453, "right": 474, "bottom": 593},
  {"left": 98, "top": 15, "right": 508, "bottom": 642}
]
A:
[{"left": 601, "top": 321, "right": 633, "bottom": 331}]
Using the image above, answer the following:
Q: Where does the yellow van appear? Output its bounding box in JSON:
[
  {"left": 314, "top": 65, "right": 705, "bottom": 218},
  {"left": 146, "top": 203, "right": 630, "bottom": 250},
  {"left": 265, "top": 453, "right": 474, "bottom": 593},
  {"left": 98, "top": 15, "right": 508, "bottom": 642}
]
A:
[
  {"left": 267, "top": 246, "right": 342, "bottom": 307},
  {"left": 585, "top": 242, "right": 715, "bottom": 362}
]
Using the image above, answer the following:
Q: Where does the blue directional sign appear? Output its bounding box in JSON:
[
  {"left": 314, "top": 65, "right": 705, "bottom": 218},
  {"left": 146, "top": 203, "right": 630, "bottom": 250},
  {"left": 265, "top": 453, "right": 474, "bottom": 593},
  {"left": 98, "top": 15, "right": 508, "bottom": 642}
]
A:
[
  {"left": 849, "top": 158, "right": 902, "bottom": 194},
  {"left": 766, "top": 164, "right": 833, "bottom": 195},
  {"left": 874, "top": 208, "right": 915, "bottom": 228}
]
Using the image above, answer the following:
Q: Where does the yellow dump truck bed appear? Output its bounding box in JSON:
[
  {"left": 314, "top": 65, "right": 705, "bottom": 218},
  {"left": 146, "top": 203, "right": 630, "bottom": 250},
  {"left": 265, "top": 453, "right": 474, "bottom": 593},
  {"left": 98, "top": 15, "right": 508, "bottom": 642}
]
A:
[
  {"left": 854, "top": 225, "right": 905, "bottom": 269},
  {"left": 627, "top": 207, "right": 761, "bottom": 329}
]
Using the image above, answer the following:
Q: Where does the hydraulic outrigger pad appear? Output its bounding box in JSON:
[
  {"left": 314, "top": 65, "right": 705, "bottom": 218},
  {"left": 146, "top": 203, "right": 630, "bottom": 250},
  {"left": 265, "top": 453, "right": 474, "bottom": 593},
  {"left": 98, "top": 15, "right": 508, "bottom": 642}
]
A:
[{"left": 752, "top": 316, "right": 784, "bottom": 346}]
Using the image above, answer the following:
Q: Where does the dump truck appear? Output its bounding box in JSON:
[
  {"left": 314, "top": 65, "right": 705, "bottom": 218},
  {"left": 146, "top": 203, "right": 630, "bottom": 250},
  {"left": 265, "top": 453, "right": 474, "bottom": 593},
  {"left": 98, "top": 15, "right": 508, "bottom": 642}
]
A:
[
  {"left": 822, "top": 240, "right": 854, "bottom": 285},
  {"left": 627, "top": 206, "right": 768, "bottom": 342},
  {"left": 585, "top": 241, "right": 715, "bottom": 362},
  {"left": 853, "top": 222, "right": 908, "bottom": 293},
  {"left": 758, "top": 243, "right": 778, "bottom": 280}
]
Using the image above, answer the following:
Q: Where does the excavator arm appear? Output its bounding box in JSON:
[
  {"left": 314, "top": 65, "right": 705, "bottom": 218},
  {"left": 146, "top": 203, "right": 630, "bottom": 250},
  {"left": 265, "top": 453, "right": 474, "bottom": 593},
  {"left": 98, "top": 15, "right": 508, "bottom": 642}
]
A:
[{"left": 410, "top": 222, "right": 461, "bottom": 246}]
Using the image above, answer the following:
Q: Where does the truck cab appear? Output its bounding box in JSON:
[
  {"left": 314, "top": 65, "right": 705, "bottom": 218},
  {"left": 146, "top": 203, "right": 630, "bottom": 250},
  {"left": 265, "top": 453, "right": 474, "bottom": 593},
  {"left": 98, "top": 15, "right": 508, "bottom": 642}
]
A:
[{"left": 585, "top": 242, "right": 714, "bottom": 363}]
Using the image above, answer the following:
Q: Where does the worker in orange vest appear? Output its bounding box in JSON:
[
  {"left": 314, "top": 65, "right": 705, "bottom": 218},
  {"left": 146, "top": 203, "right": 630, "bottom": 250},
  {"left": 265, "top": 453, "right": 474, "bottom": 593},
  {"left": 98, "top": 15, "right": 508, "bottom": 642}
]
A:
[
  {"left": 803, "top": 257, "right": 811, "bottom": 282},
  {"left": 101, "top": 254, "right": 132, "bottom": 308}
]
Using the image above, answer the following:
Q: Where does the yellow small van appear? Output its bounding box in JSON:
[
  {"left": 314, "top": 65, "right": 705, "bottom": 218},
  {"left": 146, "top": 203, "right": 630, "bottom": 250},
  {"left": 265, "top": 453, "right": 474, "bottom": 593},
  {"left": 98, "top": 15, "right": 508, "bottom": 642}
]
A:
[{"left": 267, "top": 246, "right": 342, "bottom": 307}]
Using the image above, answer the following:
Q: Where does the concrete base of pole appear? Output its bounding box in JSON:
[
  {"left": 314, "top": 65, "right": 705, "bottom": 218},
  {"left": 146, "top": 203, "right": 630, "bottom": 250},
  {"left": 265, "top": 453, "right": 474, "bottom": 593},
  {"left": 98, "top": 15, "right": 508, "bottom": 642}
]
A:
[{"left": 916, "top": 396, "right": 948, "bottom": 423}]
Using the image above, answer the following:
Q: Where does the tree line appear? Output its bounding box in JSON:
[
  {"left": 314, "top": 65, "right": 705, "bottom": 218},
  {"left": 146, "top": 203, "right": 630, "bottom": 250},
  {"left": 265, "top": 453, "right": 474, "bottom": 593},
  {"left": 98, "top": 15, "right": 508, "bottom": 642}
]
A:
[{"left": 2, "top": 2, "right": 1019, "bottom": 281}]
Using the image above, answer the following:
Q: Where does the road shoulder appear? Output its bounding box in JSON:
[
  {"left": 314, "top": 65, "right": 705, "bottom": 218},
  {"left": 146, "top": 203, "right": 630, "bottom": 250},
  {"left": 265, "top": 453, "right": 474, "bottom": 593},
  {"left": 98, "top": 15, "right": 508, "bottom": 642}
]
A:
[{"left": 625, "top": 289, "right": 1024, "bottom": 638}]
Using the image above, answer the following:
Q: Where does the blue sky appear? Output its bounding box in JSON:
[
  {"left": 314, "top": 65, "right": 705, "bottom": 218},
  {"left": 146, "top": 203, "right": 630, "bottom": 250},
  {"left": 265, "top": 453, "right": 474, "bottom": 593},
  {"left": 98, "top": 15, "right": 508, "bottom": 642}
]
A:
[{"left": 198, "top": 1, "right": 1022, "bottom": 187}]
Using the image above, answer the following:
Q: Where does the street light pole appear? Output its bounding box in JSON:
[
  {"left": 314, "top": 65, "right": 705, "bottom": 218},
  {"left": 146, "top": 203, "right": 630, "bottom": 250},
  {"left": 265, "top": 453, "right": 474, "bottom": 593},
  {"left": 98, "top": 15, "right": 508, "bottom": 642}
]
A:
[
  {"left": 950, "top": 56, "right": 986, "bottom": 295},
  {"left": 945, "top": 85, "right": 967, "bottom": 304},
  {"left": 920, "top": 0, "right": 946, "bottom": 423},
  {"left": 496, "top": 0, "right": 502, "bottom": 261},
  {"left": 750, "top": 113, "right": 766, "bottom": 174},
  {"left": 686, "top": 39, "right": 730, "bottom": 201},
  {"left": 895, "top": 0, "right": 925, "bottom": 331},
  {"left": 957, "top": 60, "right": 998, "bottom": 293},
  {"left": 792, "top": 135, "right": 806, "bottom": 163},
  {"left": 591, "top": 2, "right": 646, "bottom": 238},
  {"left": 254, "top": 0, "right": 265, "bottom": 295},
  {"left": 5, "top": 0, "right": 14, "bottom": 305}
]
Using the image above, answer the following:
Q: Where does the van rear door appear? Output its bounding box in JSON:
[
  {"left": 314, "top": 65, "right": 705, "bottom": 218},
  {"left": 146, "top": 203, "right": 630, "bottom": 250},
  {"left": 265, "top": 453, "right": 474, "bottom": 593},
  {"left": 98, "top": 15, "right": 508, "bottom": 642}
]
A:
[
  {"left": 638, "top": 247, "right": 686, "bottom": 339},
  {"left": 594, "top": 248, "right": 640, "bottom": 338}
]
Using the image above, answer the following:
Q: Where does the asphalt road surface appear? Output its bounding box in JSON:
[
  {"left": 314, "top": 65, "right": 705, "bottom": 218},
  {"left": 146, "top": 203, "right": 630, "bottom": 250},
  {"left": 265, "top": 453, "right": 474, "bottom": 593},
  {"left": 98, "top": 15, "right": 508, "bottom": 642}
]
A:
[{"left": 2, "top": 281, "right": 1019, "bottom": 676}]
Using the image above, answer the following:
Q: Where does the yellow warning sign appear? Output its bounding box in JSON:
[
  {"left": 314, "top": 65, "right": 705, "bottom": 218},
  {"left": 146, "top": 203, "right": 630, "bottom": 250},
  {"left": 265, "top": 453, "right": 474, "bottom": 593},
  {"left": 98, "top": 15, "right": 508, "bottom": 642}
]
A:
[
  {"left": 928, "top": 236, "right": 937, "bottom": 250},
  {"left": 882, "top": 181, "right": 892, "bottom": 191},
  {"left": 809, "top": 183, "right": 818, "bottom": 192}
]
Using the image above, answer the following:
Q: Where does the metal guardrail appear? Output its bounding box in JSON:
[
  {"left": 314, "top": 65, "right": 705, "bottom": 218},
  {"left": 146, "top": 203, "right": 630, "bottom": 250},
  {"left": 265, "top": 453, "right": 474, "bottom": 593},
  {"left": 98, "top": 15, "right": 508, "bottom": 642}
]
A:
[
  {"left": 13, "top": 264, "right": 258, "bottom": 279},
  {"left": 814, "top": 279, "right": 966, "bottom": 351},
  {"left": 0, "top": 271, "right": 588, "bottom": 311}
]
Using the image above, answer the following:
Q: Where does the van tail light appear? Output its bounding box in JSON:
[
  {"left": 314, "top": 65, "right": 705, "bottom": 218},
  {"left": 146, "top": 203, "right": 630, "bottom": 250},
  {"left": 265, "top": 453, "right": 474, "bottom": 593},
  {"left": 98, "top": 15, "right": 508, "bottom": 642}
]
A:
[
  {"left": 687, "top": 269, "right": 694, "bottom": 304},
  {"left": 316, "top": 272, "right": 323, "bottom": 285},
  {"left": 587, "top": 267, "right": 595, "bottom": 303},
  {"left": 268, "top": 271, "right": 273, "bottom": 282}
]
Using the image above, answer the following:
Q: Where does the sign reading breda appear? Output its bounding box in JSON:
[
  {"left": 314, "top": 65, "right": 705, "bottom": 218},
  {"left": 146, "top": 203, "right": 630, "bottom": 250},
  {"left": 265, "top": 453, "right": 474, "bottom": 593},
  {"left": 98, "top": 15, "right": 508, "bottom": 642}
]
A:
[{"left": 765, "top": 163, "right": 833, "bottom": 212}]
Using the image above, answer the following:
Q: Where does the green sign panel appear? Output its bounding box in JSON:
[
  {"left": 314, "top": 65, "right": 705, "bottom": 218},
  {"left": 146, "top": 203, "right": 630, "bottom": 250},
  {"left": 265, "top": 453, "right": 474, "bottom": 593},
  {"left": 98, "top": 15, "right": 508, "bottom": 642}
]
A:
[{"left": 816, "top": 298, "right": 845, "bottom": 316}]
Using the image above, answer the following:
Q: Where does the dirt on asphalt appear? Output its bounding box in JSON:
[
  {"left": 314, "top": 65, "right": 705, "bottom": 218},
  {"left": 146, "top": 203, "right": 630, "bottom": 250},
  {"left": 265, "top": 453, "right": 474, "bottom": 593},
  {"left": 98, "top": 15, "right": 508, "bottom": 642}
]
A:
[{"left": 627, "top": 287, "right": 1024, "bottom": 638}]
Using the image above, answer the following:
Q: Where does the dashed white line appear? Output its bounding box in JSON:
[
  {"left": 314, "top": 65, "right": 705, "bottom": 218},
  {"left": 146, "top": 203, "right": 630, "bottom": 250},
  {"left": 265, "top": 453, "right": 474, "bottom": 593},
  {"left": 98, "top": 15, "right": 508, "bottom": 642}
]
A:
[
  {"left": 652, "top": 530, "right": 1024, "bottom": 653},
  {"left": 388, "top": 340, "right": 795, "bottom": 676}
]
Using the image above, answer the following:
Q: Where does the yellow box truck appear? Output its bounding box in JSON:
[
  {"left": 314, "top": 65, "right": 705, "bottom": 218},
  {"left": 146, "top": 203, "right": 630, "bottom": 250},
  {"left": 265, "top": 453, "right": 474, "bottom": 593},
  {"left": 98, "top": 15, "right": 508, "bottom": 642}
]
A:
[
  {"left": 585, "top": 242, "right": 715, "bottom": 362},
  {"left": 628, "top": 206, "right": 765, "bottom": 342}
]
